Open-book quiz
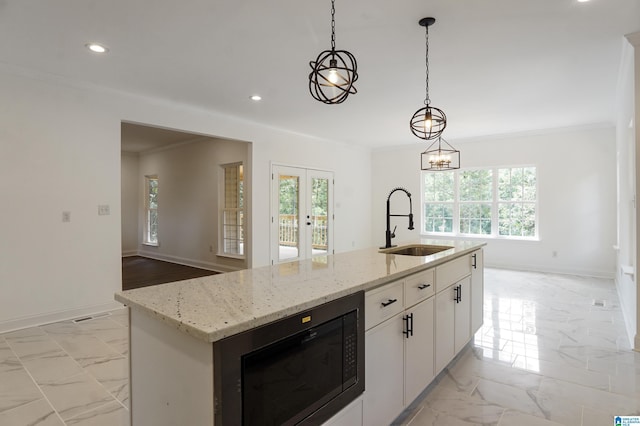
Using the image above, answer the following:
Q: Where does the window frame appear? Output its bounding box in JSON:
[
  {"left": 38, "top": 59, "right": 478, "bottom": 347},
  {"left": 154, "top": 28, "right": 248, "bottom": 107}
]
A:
[
  {"left": 420, "top": 165, "right": 539, "bottom": 240},
  {"left": 143, "top": 175, "right": 159, "bottom": 246},
  {"left": 219, "top": 162, "right": 245, "bottom": 259}
]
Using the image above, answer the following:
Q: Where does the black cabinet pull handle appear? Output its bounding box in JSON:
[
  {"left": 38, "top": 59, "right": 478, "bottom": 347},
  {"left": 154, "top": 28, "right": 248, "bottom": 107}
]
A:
[
  {"left": 457, "top": 284, "right": 462, "bottom": 303},
  {"left": 453, "top": 286, "right": 458, "bottom": 302},
  {"left": 472, "top": 253, "right": 477, "bottom": 269},
  {"left": 409, "top": 313, "right": 413, "bottom": 337},
  {"left": 417, "top": 284, "right": 431, "bottom": 290},
  {"left": 381, "top": 298, "right": 397, "bottom": 307},
  {"left": 403, "top": 313, "right": 414, "bottom": 338},
  {"left": 403, "top": 315, "right": 410, "bottom": 338}
]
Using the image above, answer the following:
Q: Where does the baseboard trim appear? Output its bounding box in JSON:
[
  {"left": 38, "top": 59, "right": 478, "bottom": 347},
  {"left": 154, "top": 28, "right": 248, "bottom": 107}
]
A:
[
  {"left": 0, "top": 301, "right": 125, "bottom": 334},
  {"left": 135, "top": 251, "right": 242, "bottom": 273},
  {"left": 485, "top": 262, "right": 615, "bottom": 279},
  {"left": 122, "top": 250, "right": 138, "bottom": 257},
  {"left": 615, "top": 274, "right": 638, "bottom": 350}
]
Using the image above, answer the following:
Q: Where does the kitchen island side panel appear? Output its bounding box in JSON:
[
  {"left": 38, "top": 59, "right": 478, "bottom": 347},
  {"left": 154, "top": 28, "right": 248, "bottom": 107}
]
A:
[{"left": 130, "top": 309, "right": 214, "bottom": 426}]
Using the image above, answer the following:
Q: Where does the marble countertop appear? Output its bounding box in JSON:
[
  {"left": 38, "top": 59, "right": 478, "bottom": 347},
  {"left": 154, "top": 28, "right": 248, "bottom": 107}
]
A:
[{"left": 115, "top": 239, "right": 485, "bottom": 343}]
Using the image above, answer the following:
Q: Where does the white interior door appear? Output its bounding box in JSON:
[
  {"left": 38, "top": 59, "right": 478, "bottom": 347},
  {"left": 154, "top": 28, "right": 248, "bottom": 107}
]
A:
[{"left": 271, "top": 165, "right": 334, "bottom": 264}]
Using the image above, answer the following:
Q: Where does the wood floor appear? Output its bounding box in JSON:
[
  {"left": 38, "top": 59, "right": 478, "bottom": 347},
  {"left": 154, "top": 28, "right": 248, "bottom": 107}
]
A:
[{"left": 122, "top": 256, "right": 219, "bottom": 290}]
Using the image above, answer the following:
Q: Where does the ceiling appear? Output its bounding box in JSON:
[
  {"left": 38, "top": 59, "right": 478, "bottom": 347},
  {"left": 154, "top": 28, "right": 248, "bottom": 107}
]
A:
[{"left": 3, "top": 0, "right": 639, "bottom": 149}]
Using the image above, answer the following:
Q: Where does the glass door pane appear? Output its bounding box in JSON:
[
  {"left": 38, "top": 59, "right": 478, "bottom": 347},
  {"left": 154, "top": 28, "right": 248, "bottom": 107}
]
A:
[
  {"left": 310, "top": 177, "right": 329, "bottom": 256},
  {"left": 278, "top": 175, "right": 300, "bottom": 261}
]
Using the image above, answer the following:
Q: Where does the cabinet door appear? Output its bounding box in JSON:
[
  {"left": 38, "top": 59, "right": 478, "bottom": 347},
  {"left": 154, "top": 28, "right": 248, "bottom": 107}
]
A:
[
  {"left": 454, "top": 276, "right": 472, "bottom": 353},
  {"left": 471, "top": 249, "right": 484, "bottom": 335},
  {"left": 363, "top": 314, "right": 404, "bottom": 426},
  {"left": 404, "top": 297, "right": 434, "bottom": 405},
  {"left": 434, "top": 287, "right": 455, "bottom": 374}
]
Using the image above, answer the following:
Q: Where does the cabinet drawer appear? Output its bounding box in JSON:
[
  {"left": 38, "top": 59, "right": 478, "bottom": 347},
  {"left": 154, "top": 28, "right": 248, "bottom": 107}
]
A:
[
  {"left": 435, "top": 255, "right": 471, "bottom": 292},
  {"left": 365, "top": 281, "right": 404, "bottom": 330},
  {"left": 404, "top": 269, "right": 435, "bottom": 307}
]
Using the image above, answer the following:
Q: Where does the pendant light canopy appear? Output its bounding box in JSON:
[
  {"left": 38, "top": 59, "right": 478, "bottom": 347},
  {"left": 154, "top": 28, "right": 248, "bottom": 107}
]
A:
[
  {"left": 421, "top": 136, "right": 460, "bottom": 171},
  {"left": 309, "top": 0, "right": 358, "bottom": 104},
  {"left": 410, "top": 17, "right": 446, "bottom": 140}
]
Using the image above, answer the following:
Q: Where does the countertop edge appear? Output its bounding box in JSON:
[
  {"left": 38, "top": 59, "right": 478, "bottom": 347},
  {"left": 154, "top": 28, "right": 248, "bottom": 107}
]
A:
[{"left": 116, "top": 242, "right": 486, "bottom": 343}]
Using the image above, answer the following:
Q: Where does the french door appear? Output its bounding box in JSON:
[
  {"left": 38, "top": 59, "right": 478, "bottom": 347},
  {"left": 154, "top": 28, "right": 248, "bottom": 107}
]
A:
[{"left": 271, "top": 165, "right": 334, "bottom": 264}]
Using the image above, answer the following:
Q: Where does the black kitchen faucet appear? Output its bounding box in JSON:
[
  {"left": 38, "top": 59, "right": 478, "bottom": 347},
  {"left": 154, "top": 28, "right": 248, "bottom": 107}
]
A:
[{"left": 381, "top": 187, "right": 414, "bottom": 249}]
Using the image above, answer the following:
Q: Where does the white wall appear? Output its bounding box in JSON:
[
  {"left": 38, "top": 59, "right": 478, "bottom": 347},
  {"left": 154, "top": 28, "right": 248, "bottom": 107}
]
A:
[
  {"left": 134, "top": 137, "right": 249, "bottom": 271},
  {"left": 0, "top": 69, "right": 373, "bottom": 331},
  {"left": 121, "top": 152, "right": 139, "bottom": 255},
  {"left": 372, "top": 126, "right": 617, "bottom": 277}
]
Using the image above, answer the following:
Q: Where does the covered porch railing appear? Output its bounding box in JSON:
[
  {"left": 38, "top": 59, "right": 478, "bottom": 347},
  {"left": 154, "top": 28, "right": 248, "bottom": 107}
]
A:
[{"left": 279, "top": 214, "right": 328, "bottom": 249}]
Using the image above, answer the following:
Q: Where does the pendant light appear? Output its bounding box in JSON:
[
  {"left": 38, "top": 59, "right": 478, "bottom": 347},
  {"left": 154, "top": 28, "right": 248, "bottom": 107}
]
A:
[
  {"left": 309, "top": 0, "right": 358, "bottom": 104},
  {"left": 421, "top": 136, "right": 460, "bottom": 171},
  {"left": 410, "top": 17, "right": 446, "bottom": 140}
]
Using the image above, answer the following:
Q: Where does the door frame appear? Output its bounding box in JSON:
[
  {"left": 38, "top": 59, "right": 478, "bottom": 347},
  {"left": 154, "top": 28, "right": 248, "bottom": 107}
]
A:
[{"left": 270, "top": 163, "right": 335, "bottom": 264}]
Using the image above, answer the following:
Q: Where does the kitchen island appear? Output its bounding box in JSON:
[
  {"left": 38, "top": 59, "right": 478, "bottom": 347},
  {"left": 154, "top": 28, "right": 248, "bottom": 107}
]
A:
[{"left": 115, "top": 239, "right": 485, "bottom": 425}]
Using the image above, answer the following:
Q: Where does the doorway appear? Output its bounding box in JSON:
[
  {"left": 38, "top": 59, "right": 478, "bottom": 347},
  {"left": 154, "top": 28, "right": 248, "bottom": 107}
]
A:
[{"left": 271, "top": 165, "right": 334, "bottom": 264}]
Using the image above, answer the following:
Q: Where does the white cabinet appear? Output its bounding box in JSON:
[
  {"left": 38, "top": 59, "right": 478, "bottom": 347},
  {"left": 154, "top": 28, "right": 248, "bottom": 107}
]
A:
[
  {"left": 435, "top": 274, "right": 471, "bottom": 374},
  {"left": 363, "top": 251, "right": 484, "bottom": 425},
  {"left": 364, "top": 311, "right": 404, "bottom": 426},
  {"left": 434, "top": 284, "right": 455, "bottom": 374},
  {"left": 471, "top": 249, "right": 484, "bottom": 335},
  {"left": 363, "top": 269, "right": 436, "bottom": 426},
  {"left": 454, "top": 276, "right": 472, "bottom": 353},
  {"left": 404, "top": 296, "right": 435, "bottom": 404},
  {"left": 323, "top": 396, "right": 363, "bottom": 426}
]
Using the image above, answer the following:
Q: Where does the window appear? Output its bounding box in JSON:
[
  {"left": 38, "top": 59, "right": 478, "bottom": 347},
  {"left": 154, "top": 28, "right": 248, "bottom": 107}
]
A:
[
  {"left": 423, "top": 171, "right": 454, "bottom": 233},
  {"left": 459, "top": 170, "right": 493, "bottom": 235},
  {"left": 221, "top": 163, "right": 244, "bottom": 257},
  {"left": 144, "top": 175, "right": 158, "bottom": 245},
  {"left": 498, "top": 167, "right": 537, "bottom": 237},
  {"left": 421, "top": 166, "right": 537, "bottom": 239}
]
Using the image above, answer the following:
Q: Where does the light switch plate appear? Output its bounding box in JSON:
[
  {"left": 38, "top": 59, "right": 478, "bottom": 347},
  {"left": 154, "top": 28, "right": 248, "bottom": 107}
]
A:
[
  {"left": 98, "top": 205, "right": 110, "bottom": 216},
  {"left": 62, "top": 211, "right": 71, "bottom": 222}
]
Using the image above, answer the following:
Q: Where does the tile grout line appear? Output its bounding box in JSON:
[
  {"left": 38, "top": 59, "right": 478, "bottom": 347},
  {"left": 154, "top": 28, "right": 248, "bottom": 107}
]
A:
[{"left": 4, "top": 336, "right": 67, "bottom": 425}]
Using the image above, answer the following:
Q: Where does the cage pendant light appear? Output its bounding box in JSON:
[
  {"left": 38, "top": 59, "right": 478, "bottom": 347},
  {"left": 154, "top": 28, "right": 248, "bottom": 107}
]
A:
[
  {"left": 421, "top": 136, "right": 460, "bottom": 171},
  {"left": 309, "top": 0, "right": 358, "bottom": 104},
  {"left": 410, "top": 17, "right": 446, "bottom": 140}
]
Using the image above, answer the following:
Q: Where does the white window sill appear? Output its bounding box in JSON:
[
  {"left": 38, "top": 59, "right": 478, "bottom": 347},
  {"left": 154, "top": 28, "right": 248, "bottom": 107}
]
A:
[
  {"left": 142, "top": 242, "right": 159, "bottom": 247},
  {"left": 421, "top": 233, "right": 539, "bottom": 242}
]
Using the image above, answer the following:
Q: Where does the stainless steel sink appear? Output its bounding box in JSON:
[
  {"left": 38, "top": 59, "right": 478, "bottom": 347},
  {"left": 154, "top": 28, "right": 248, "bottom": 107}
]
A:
[{"left": 380, "top": 244, "right": 453, "bottom": 256}]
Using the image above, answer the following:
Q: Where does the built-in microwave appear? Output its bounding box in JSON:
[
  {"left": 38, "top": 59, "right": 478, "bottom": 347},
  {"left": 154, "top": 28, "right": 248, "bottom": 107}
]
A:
[{"left": 214, "top": 291, "right": 365, "bottom": 425}]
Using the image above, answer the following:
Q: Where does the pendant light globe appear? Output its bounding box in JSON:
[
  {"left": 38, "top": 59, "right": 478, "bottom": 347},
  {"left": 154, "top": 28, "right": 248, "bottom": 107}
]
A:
[
  {"left": 308, "top": 0, "right": 358, "bottom": 104},
  {"left": 410, "top": 17, "right": 447, "bottom": 141}
]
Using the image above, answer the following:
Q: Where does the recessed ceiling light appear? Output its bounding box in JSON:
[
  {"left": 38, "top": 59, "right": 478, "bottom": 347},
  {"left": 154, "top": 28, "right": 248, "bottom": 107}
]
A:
[
  {"left": 250, "top": 95, "right": 262, "bottom": 101},
  {"left": 577, "top": 0, "right": 589, "bottom": 3},
  {"left": 86, "top": 43, "right": 109, "bottom": 53}
]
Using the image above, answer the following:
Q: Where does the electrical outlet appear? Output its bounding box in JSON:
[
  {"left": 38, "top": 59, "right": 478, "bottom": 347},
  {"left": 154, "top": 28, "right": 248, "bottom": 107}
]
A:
[
  {"left": 62, "top": 211, "right": 71, "bottom": 222},
  {"left": 209, "top": 245, "right": 213, "bottom": 252},
  {"left": 552, "top": 250, "right": 558, "bottom": 258}
]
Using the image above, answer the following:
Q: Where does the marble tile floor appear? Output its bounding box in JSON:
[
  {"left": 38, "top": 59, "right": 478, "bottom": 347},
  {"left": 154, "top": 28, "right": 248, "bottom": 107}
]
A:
[
  {"left": 397, "top": 268, "right": 640, "bottom": 426},
  {"left": 0, "top": 269, "right": 638, "bottom": 425},
  {"left": 0, "top": 307, "right": 129, "bottom": 426}
]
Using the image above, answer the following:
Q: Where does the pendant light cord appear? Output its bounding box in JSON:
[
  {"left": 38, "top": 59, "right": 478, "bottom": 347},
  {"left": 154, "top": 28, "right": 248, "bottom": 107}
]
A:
[
  {"left": 330, "top": 0, "right": 336, "bottom": 51},
  {"left": 424, "top": 24, "right": 430, "bottom": 106}
]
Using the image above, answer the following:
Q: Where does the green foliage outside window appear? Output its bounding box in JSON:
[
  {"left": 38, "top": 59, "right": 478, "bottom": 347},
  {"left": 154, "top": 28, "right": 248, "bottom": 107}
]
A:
[
  {"left": 459, "top": 170, "right": 492, "bottom": 235},
  {"left": 498, "top": 167, "right": 536, "bottom": 237},
  {"left": 423, "top": 172, "right": 454, "bottom": 233}
]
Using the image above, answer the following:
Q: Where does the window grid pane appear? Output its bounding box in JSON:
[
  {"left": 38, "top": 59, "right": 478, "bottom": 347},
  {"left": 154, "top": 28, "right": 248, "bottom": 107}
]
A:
[
  {"left": 498, "top": 167, "right": 537, "bottom": 237},
  {"left": 423, "top": 203, "right": 454, "bottom": 233},
  {"left": 222, "top": 164, "right": 244, "bottom": 256},
  {"left": 459, "top": 203, "right": 492, "bottom": 235},
  {"left": 145, "top": 176, "right": 158, "bottom": 244}
]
